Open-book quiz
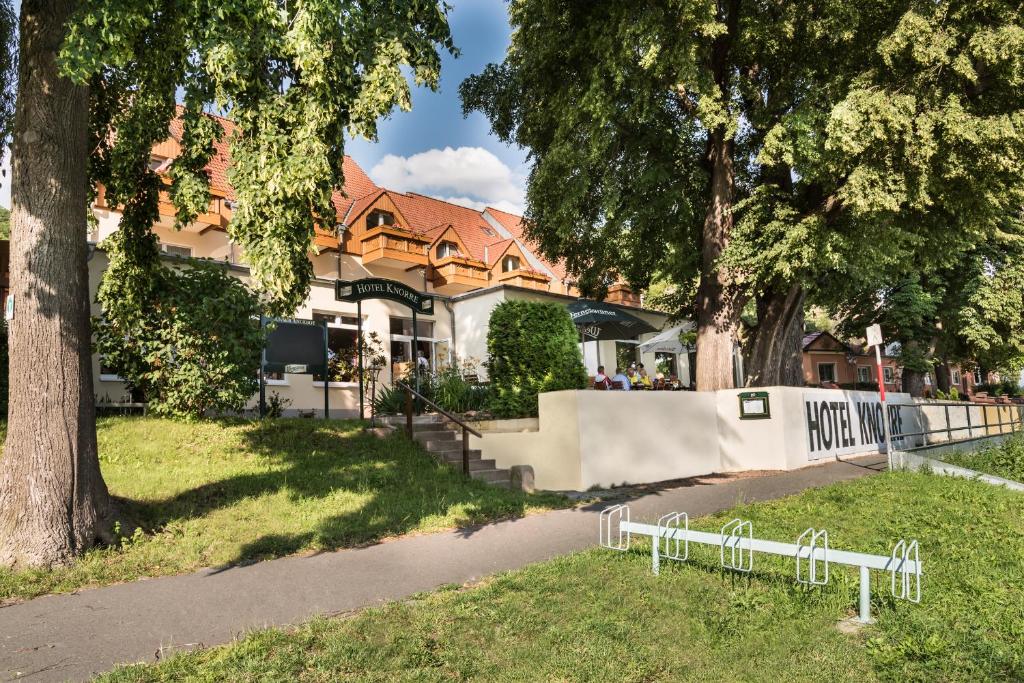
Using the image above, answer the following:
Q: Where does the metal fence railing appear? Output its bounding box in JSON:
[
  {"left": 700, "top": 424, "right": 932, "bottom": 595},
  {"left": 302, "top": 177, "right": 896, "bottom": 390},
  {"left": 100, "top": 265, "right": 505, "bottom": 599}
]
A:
[{"left": 889, "top": 400, "right": 1023, "bottom": 447}]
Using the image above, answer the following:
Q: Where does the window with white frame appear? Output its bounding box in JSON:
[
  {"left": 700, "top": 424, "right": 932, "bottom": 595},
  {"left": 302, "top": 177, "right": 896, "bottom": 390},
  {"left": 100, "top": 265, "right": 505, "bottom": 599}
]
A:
[
  {"left": 973, "top": 368, "right": 982, "bottom": 384},
  {"left": 817, "top": 362, "right": 837, "bottom": 383},
  {"left": 436, "top": 241, "right": 460, "bottom": 259},
  {"left": 857, "top": 366, "right": 872, "bottom": 384},
  {"left": 263, "top": 369, "right": 287, "bottom": 385},
  {"left": 501, "top": 254, "right": 521, "bottom": 272},
  {"left": 883, "top": 366, "right": 895, "bottom": 384},
  {"left": 389, "top": 316, "right": 449, "bottom": 376},
  {"left": 160, "top": 243, "right": 192, "bottom": 258},
  {"left": 951, "top": 368, "right": 961, "bottom": 386},
  {"left": 366, "top": 210, "right": 394, "bottom": 229},
  {"left": 312, "top": 312, "right": 362, "bottom": 384}
]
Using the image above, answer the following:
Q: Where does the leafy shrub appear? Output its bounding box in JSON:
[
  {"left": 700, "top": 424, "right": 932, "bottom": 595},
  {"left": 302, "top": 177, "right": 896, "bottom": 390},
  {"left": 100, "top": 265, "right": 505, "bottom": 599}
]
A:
[
  {"left": 96, "top": 257, "right": 262, "bottom": 419},
  {"left": 323, "top": 331, "right": 387, "bottom": 383},
  {"left": 372, "top": 361, "right": 490, "bottom": 416},
  {"left": 372, "top": 382, "right": 407, "bottom": 416},
  {"left": 975, "top": 379, "right": 1022, "bottom": 397},
  {"left": 265, "top": 391, "right": 292, "bottom": 418},
  {"left": 943, "top": 435, "right": 1024, "bottom": 482},
  {"left": 486, "top": 300, "right": 587, "bottom": 418},
  {"left": 949, "top": 387, "right": 960, "bottom": 401}
]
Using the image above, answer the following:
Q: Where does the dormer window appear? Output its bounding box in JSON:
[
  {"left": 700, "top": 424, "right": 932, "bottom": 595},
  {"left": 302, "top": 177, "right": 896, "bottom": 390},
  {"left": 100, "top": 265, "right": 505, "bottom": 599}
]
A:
[
  {"left": 367, "top": 210, "right": 395, "bottom": 229},
  {"left": 501, "top": 255, "right": 521, "bottom": 272},
  {"left": 436, "top": 241, "right": 460, "bottom": 259}
]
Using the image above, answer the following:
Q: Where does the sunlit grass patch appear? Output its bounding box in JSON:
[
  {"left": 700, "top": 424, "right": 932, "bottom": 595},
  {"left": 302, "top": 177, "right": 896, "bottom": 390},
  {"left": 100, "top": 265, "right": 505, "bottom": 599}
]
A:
[{"left": 0, "top": 417, "right": 567, "bottom": 601}]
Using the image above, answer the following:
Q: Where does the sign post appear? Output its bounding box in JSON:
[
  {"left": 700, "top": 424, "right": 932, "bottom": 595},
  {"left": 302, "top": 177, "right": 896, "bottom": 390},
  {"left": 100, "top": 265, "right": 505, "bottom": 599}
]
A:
[
  {"left": 262, "top": 316, "right": 330, "bottom": 419},
  {"left": 336, "top": 278, "right": 434, "bottom": 419},
  {"left": 867, "top": 324, "right": 894, "bottom": 470}
]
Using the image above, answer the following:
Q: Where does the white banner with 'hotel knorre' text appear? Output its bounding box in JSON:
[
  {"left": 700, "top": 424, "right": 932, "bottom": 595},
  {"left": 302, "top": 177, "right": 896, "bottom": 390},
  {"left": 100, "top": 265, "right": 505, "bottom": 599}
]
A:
[{"left": 803, "top": 390, "right": 916, "bottom": 461}]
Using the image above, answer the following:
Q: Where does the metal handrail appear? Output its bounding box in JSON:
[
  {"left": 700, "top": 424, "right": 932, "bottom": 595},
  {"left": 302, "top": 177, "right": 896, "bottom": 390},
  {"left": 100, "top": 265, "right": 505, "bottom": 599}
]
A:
[
  {"left": 889, "top": 401, "right": 1022, "bottom": 443},
  {"left": 395, "top": 381, "right": 481, "bottom": 477}
]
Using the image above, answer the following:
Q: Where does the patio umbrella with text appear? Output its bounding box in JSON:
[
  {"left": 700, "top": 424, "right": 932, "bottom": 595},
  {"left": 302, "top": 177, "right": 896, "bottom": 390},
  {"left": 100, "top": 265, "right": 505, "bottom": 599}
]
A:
[{"left": 567, "top": 299, "right": 657, "bottom": 340}]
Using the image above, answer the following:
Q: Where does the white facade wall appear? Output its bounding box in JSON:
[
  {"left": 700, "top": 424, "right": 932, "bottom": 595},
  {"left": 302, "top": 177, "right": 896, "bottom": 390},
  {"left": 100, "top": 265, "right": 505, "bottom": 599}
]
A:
[{"left": 474, "top": 387, "right": 923, "bottom": 491}]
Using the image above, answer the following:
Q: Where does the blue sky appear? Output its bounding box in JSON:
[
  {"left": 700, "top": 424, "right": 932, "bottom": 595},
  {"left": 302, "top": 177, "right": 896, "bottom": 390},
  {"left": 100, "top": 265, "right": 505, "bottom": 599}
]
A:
[
  {"left": 348, "top": 0, "right": 528, "bottom": 214},
  {"left": 2, "top": 0, "right": 526, "bottom": 212}
]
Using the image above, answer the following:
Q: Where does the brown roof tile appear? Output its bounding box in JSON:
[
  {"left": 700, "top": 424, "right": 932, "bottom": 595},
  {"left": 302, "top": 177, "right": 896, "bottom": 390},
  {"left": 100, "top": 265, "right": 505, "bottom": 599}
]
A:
[{"left": 485, "top": 206, "right": 569, "bottom": 280}]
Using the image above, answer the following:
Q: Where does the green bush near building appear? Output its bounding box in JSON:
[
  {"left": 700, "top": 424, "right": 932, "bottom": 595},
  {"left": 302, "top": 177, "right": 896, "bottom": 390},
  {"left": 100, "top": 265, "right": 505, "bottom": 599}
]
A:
[
  {"left": 486, "top": 300, "right": 588, "bottom": 417},
  {"left": 95, "top": 257, "right": 263, "bottom": 419}
]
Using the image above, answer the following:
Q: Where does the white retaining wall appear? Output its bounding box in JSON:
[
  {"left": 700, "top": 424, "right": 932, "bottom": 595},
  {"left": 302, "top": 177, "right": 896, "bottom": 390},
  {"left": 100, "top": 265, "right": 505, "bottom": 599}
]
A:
[{"left": 472, "top": 387, "right": 925, "bottom": 491}]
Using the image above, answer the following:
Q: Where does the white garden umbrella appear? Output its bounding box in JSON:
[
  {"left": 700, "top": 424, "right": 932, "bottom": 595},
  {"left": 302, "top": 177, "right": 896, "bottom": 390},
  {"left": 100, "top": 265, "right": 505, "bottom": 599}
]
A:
[{"left": 638, "top": 322, "right": 696, "bottom": 354}]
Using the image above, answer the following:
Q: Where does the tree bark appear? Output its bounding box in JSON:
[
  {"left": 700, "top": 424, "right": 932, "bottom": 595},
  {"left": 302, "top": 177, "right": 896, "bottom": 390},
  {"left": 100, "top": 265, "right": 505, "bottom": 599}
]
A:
[
  {"left": 902, "top": 368, "right": 926, "bottom": 398},
  {"left": 694, "top": 0, "right": 742, "bottom": 392},
  {"left": 694, "top": 129, "right": 741, "bottom": 391},
  {"left": 745, "top": 283, "right": 806, "bottom": 387},
  {"left": 935, "top": 361, "right": 951, "bottom": 393},
  {"left": 0, "top": 0, "right": 113, "bottom": 569}
]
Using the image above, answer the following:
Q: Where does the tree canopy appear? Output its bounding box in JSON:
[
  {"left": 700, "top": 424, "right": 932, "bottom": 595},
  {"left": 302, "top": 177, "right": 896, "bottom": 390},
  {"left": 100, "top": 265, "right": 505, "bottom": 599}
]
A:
[
  {"left": 62, "top": 0, "right": 455, "bottom": 314},
  {"left": 0, "top": 0, "right": 455, "bottom": 569},
  {"left": 462, "top": 0, "right": 1024, "bottom": 390}
]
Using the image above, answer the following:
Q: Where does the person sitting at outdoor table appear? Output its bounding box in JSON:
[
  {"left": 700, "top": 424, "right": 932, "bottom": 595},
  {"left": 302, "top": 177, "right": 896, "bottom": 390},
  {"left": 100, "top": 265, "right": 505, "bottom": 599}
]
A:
[
  {"left": 626, "top": 365, "right": 640, "bottom": 385},
  {"left": 594, "top": 365, "right": 612, "bottom": 389},
  {"left": 635, "top": 367, "right": 653, "bottom": 389},
  {"left": 611, "top": 367, "right": 632, "bottom": 390}
]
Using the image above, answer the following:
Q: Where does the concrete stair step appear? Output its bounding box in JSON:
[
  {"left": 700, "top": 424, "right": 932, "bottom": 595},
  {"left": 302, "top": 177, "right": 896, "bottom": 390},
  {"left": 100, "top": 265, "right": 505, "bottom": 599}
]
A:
[
  {"left": 425, "top": 441, "right": 474, "bottom": 454},
  {"left": 437, "top": 447, "right": 481, "bottom": 460},
  {"left": 470, "top": 468, "right": 512, "bottom": 483},
  {"left": 381, "top": 414, "right": 442, "bottom": 426},
  {"left": 413, "top": 430, "right": 456, "bottom": 443},
  {"left": 442, "top": 458, "right": 496, "bottom": 472}
]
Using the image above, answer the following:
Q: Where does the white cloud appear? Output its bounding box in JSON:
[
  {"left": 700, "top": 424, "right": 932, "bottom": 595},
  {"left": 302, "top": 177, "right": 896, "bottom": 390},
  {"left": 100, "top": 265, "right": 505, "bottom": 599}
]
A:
[{"left": 370, "top": 146, "right": 525, "bottom": 215}]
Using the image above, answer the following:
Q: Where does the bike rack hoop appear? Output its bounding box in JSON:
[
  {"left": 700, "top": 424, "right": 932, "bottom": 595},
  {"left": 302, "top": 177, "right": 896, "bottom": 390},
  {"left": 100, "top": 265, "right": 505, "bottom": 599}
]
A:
[
  {"left": 657, "top": 512, "right": 689, "bottom": 562},
  {"left": 720, "top": 518, "right": 753, "bottom": 572},
  {"left": 890, "top": 538, "right": 921, "bottom": 603},
  {"left": 796, "top": 527, "right": 830, "bottom": 586},
  {"left": 599, "top": 504, "right": 631, "bottom": 552}
]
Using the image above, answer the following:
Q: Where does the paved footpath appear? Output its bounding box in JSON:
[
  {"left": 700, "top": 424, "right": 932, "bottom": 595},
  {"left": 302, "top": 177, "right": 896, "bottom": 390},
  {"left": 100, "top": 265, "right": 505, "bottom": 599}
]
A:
[{"left": 1, "top": 456, "right": 885, "bottom": 682}]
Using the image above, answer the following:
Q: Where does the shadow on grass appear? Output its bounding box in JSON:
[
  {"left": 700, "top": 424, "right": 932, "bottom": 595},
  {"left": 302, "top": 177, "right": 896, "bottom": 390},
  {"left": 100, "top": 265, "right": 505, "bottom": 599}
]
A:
[{"left": 123, "top": 420, "right": 544, "bottom": 568}]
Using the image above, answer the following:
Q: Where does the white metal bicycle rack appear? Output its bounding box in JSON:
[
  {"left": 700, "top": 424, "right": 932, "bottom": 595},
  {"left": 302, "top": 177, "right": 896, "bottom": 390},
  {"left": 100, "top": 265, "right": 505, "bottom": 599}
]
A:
[{"left": 599, "top": 504, "right": 922, "bottom": 623}]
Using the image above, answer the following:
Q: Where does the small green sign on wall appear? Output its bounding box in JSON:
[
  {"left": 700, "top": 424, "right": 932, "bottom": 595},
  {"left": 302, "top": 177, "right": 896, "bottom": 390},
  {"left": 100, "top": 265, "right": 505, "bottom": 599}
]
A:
[{"left": 738, "top": 391, "right": 771, "bottom": 420}]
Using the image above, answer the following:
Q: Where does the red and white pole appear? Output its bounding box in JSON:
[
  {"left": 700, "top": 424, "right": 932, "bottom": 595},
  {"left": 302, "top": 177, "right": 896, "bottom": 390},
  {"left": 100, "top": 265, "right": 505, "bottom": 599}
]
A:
[{"left": 875, "top": 343, "right": 894, "bottom": 470}]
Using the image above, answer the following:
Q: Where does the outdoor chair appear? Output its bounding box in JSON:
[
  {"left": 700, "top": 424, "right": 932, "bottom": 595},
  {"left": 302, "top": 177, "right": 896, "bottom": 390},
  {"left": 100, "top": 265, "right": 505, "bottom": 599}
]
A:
[
  {"left": 593, "top": 381, "right": 608, "bottom": 390},
  {"left": 612, "top": 380, "right": 624, "bottom": 390}
]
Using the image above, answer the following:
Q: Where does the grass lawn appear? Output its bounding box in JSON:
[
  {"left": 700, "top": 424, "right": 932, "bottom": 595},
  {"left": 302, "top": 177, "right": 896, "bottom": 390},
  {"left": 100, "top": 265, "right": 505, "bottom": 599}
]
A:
[
  {"left": 98, "top": 470, "right": 1024, "bottom": 682},
  {"left": 0, "top": 417, "right": 568, "bottom": 602},
  {"left": 939, "top": 433, "right": 1024, "bottom": 482}
]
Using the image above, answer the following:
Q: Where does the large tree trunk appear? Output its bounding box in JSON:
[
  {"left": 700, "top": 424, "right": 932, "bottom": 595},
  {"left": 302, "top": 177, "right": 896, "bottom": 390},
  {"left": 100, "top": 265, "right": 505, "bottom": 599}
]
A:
[
  {"left": 935, "top": 361, "right": 951, "bottom": 393},
  {"left": 902, "top": 368, "right": 926, "bottom": 398},
  {"left": 694, "top": 129, "right": 741, "bottom": 391},
  {"left": 694, "top": 0, "right": 742, "bottom": 392},
  {"left": 745, "top": 283, "right": 805, "bottom": 387},
  {"left": 0, "top": 0, "right": 113, "bottom": 569}
]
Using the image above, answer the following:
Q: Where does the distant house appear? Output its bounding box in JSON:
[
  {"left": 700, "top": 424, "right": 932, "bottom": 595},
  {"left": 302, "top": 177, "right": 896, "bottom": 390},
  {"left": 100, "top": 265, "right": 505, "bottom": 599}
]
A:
[{"left": 801, "top": 331, "right": 901, "bottom": 392}]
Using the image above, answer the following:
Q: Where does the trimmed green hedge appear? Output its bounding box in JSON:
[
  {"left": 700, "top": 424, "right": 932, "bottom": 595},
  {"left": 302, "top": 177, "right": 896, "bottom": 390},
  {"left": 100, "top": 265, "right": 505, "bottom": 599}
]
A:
[{"left": 486, "top": 300, "right": 587, "bottom": 417}]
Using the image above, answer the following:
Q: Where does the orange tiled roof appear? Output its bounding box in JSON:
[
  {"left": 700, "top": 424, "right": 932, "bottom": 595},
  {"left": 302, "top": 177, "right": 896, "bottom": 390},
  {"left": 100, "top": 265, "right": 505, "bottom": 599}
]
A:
[
  {"left": 364, "top": 191, "right": 507, "bottom": 264},
  {"left": 156, "top": 111, "right": 571, "bottom": 283},
  {"left": 485, "top": 206, "right": 569, "bottom": 280}
]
